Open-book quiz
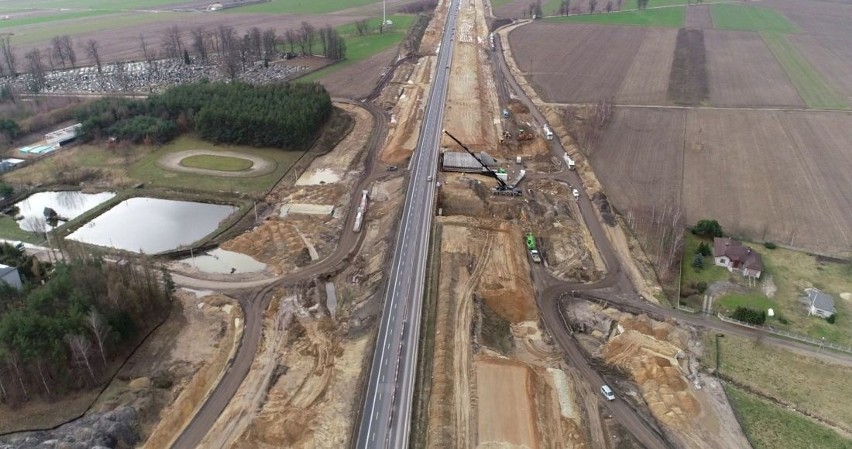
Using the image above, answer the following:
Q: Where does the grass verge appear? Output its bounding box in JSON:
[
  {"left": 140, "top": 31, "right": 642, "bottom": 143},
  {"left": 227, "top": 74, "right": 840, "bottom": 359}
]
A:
[
  {"left": 710, "top": 4, "right": 797, "bottom": 33},
  {"left": 762, "top": 32, "right": 848, "bottom": 109},
  {"left": 178, "top": 154, "right": 255, "bottom": 172},
  {"left": 0, "top": 216, "right": 43, "bottom": 244},
  {"left": 716, "top": 292, "right": 778, "bottom": 314},
  {"left": 705, "top": 333, "right": 852, "bottom": 430},
  {"left": 547, "top": 6, "right": 684, "bottom": 27},
  {"left": 726, "top": 384, "right": 852, "bottom": 449}
]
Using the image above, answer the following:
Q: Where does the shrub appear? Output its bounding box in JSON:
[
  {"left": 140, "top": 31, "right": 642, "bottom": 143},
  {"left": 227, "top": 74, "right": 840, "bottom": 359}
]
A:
[
  {"left": 692, "top": 253, "right": 704, "bottom": 269},
  {"left": 696, "top": 281, "right": 708, "bottom": 294},
  {"left": 827, "top": 314, "right": 837, "bottom": 324},
  {"left": 696, "top": 242, "right": 712, "bottom": 256},
  {"left": 731, "top": 307, "right": 766, "bottom": 325},
  {"left": 764, "top": 241, "right": 777, "bottom": 249},
  {"left": 693, "top": 219, "right": 723, "bottom": 238},
  {"left": 778, "top": 316, "right": 789, "bottom": 325}
]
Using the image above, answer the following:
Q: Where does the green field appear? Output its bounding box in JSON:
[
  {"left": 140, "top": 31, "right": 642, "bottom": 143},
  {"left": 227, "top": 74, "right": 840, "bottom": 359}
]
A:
[
  {"left": 1, "top": 0, "right": 181, "bottom": 9},
  {"left": 716, "top": 292, "right": 778, "bottom": 314},
  {"left": 179, "top": 154, "right": 255, "bottom": 172},
  {"left": 762, "top": 32, "right": 849, "bottom": 109},
  {"left": 726, "top": 385, "right": 852, "bottom": 449},
  {"left": 680, "top": 233, "right": 729, "bottom": 286},
  {"left": 0, "top": 10, "right": 115, "bottom": 30},
  {"left": 0, "top": 216, "right": 43, "bottom": 244},
  {"left": 9, "top": 12, "right": 182, "bottom": 46},
  {"left": 706, "top": 333, "right": 852, "bottom": 430},
  {"left": 300, "top": 15, "right": 417, "bottom": 82},
  {"left": 710, "top": 4, "right": 797, "bottom": 33},
  {"left": 225, "top": 0, "right": 379, "bottom": 15},
  {"left": 547, "top": 6, "right": 684, "bottom": 27}
]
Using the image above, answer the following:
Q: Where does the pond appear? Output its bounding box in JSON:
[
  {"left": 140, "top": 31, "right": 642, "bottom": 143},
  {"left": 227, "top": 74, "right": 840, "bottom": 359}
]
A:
[
  {"left": 13, "top": 191, "right": 116, "bottom": 232},
  {"left": 66, "top": 197, "right": 237, "bottom": 254},
  {"left": 178, "top": 248, "right": 266, "bottom": 274}
]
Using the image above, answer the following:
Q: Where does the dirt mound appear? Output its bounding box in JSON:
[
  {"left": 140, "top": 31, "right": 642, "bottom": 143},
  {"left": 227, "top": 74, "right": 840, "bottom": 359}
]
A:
[
  {"left": 477, "top": 224, "right": 537, "bottom": 323},
  {"left": 603, "top": 329, "right": 699, "bottom": 431}
]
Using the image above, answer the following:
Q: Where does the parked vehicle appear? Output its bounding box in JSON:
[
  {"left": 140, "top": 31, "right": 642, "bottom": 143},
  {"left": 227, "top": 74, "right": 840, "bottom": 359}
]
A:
[{"left": 601, "top": 385, "right": 616, "bottom": 401}]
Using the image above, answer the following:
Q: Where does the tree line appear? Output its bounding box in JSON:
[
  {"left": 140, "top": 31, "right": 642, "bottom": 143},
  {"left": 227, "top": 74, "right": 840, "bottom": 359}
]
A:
[
  {"left": 0, "top": 22, "right": 347, "bottom": 92},
  {"left": 76, "top": 81, "right": 332, "bottom": 148},
  {"left": 0, "top": 247, "right": 172, "bottom": 405}
]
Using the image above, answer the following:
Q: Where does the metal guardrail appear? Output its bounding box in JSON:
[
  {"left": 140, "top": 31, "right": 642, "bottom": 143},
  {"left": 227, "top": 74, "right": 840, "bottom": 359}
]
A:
[{"left": 717, "top": 313, "right": 852, "bottom": 355}]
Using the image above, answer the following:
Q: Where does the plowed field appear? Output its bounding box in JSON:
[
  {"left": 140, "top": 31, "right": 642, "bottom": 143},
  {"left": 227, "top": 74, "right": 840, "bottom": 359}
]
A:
[
  {"left": 705, "top": 30, "right": 803, "bottom": 107},
  {"left": 590, "top": 107, "right": 852, "bottom": 256},
  {"left": 508, "top": 23, "right": 644, "bottom": 103},
  {"left": 616, "top": 28, "right": 678, "bottom": 104},
  {"left": 684, "top": 4, "right": 713, "bottom": 28}
]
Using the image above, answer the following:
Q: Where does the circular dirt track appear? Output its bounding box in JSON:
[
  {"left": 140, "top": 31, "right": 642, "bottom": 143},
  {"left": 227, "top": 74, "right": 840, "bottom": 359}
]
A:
[{"left": 158, "top": 150, "right": 276, "bottom": 177}]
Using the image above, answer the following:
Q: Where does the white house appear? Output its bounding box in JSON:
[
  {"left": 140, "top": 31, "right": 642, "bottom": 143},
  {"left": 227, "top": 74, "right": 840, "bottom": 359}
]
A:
[
  {"left": 0, "top": 264, "right": 22, "bottom": 290},
  {"left": 713, "top": 237, "right": 763, "bottom": 279},
  {"left": 807, "top": 290, "right": 836, "bottom": 318}
]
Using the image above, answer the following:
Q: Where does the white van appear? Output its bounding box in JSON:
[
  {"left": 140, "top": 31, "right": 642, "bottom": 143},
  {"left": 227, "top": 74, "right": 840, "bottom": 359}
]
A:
[{"left": 601, "top": 385, "right": 616, "bottom": 401}]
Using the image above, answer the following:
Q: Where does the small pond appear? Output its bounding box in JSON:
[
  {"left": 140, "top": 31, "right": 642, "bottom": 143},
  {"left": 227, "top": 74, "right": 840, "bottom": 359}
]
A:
[
  {"left": 13, "top": 191, "right": 116, "bottom": 232},
  {"left": 179, "top": 248, "right": 266, "bottom": 274},
  {"left": 66, "top": 197, "right": 237, "bottom": 254}
]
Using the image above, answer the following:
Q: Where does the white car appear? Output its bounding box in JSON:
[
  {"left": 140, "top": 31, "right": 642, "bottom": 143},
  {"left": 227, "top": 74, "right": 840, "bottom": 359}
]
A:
[
  {"left": 601, "top": 385, "right": 616, "bottom": 401},
  {"left": 572, "top": 188, "right": 580, "bottom": 200},
  {"left": 427, "top": 175, "right": 433, "bottom": 182}
]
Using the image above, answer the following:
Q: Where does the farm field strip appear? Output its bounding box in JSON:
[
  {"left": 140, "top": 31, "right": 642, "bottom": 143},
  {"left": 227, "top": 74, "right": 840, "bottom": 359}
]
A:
[
  {"left": 684, "top": 4, "right": 713, "bottom": 28},
  {"left": 223, "top": 0, "right": 381, "bottom": 15},
  {"left": 704, "top": 30, "right": 804, "bottom": 108},
  {"left": 546, "top": 5, "right": 685, "bottom": 27},
  {"left": 616, "top": 28, "right": 678, "bottom": 104},
  {"left": 0, "top": 0, "right": 181, "bottom": 10},
  {"left": 789, "top": 34, "right": 852, "bottom": 106},
  {"left": 0, "top": 9, "right": 116, "bottom": 30},
  {"left": 762, "top": 32, "right": 849, "bottom": 109},
  {"left": 710, "top": 4, "right": 798, "bottom": 33},
  {"left": 667, "top": 28, "right": 708, "bottom": 105}
]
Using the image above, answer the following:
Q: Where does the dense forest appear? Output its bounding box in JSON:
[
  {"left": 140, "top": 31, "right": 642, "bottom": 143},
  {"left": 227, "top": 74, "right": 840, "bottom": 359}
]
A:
[
  {"left": 0, "top": 246, "right": 172, "bottom": 405},
  {"left": 76, "top": 81, "right": 332, "bottom": 148}
]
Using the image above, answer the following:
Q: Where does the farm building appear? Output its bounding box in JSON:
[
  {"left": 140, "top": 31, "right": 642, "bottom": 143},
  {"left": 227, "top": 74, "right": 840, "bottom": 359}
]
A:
[
  {"left": 0, "top": 158, "right": 24, "bottom": 173},
  {"left": 0, "top": 264, "right": 22, "bottom": 290},
  {"left": 45, "top": 123, "right": 82, "bottom": 146},
  {"left": 442, "top": 151, "right": 498, "bottom": 173},
  {"left": 807, "top": 290, "right": 836, "bottom": 318},
  {"left": 713, "top": 237, "right": 763, "bottom": 278}
]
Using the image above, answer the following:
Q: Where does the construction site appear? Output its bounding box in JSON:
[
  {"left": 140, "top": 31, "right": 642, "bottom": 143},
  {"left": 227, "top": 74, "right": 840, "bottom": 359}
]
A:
[{"left": 3, "top": 0, "right": 852, "bottom": 447}]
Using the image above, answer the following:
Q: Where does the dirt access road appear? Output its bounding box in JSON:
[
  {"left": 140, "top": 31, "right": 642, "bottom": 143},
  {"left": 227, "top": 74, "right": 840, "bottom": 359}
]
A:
[{"left": 170, "top": 99, "right": 390, "bottom": 449}]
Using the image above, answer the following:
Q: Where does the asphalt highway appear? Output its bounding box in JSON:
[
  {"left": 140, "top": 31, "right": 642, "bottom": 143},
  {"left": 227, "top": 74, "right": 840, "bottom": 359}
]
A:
[{"left": 355, "top": 1, "right": 461, "bottom": 448}]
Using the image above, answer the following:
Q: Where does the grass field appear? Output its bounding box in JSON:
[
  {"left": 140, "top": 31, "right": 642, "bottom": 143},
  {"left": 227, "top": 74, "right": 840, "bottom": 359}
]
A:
[
  {"left": 710, "top": 4, "right": 798, "bottom": 33},
  {"left": 726, "top": 385, "right": 852, "bottom": 449},
  {"left": 0, "top": 10, "right": 115, "bottom": 30},
  {"left": 716, "top": 292, "right": 778, "bottom": 314},
  {"left": 547, "top": 7, "right": 684, "bottom": 27},
  {"left": 0, "top": 216, "right": 43, "bottom": 244},
  {"left": 225, "top": 0, "right": 379, "bottom": 15},
  {"left": 1, "top": 0, "right": 181, "bottom": 10},
  {"left": 705, "top": 333, "right": 852, "bottom": 430},
  {"left": 680, "top": 233, "right": 728, "bottom": 286},
  {"left": 179, "top": 154, "right": 255, "bottom": 172},
  {"left": 299, "top": 15, "right": 416, "bottom": 82},
  {"left": 762, "top": 32, "right": 849, "bottom": 109},
  {"left": 8, "top": 12, "right": 183, "bottom": 46},
  {"left": 4, "top": 136, "right": 303, "bottom": 197}
]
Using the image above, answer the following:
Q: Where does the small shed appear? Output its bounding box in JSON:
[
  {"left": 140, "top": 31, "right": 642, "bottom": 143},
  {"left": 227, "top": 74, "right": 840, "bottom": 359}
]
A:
[
  {"left": 807, "top": 290, "right": 836, "bottom": 318},
  {"left": 0, "top": 264, "right": 22, "bottom": 290}
]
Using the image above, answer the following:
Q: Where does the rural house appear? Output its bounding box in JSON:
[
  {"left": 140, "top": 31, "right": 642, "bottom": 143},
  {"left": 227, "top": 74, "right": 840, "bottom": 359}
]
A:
[
  {"left": 807, "top": 290, "right": 836, "bottom": 318},
  {"left": 0, "top": 263, "right": 22, "bottom": 290},
  {"left": 713, "top": 237, "right": 763, "bottom": 278}
]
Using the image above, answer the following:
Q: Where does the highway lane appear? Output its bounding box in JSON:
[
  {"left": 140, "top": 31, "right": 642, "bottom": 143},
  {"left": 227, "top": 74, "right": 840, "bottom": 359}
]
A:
[{"left": 355, "top": 1, "right": 461, "bottom": 448}]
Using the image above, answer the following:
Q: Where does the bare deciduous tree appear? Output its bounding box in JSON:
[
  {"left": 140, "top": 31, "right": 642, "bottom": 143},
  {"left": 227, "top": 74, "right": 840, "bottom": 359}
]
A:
[
  {"left": 60, "top": 35, "right": 76, "bottom": 68},
  {"left": 0, "top": 35, "right": 16, "bottom": 77},
  {"left": 65, "top": 334, "right": 96, "bottom": 382},
  {"left": 300, "top": 21, "right": 315, "bottom": 55},
  {"left": 85, "top": 39, "right": 102, "bottom": 74},
  {"left": 24, "top": 49, "right": 47, "bottom": 92},
  {"left": 51, "top": 36, "right": 67, "bottom": 68},
  {"left": 191, "top": 27, "right": 209, "bottom": 63},
  {"left": 87, "top": 310, "right": 111, "bottom": 365},
  {"left": 161, "top": 25, "right": 184, "bottom": 59},
  {"left": 355, "top": 19, "right": 369, "bottom": 36}
]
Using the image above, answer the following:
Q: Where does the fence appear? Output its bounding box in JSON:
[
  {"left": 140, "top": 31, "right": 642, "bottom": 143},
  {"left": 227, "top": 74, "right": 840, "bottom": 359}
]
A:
[{"left": 717, "top": 313, "right": 852, "bottom": 355}]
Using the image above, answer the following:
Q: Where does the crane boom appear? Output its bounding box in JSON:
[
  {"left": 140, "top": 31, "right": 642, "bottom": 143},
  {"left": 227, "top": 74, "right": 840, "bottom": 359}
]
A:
[{"left": 443, "top": 130, "right": 510, "bottom": 189}]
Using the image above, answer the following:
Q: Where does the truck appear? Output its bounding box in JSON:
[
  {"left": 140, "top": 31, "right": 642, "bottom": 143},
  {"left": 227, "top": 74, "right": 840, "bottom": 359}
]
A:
[
  {"left": 563, "top": 153, "right": 575, "bottom": 170},
  {"left": 526, "top": 232, "right": 542, "bottom": 263},
  {"left": 543, "top": 124, "right": 554, "bottom": 141},
  {"left": 502, "top": 108, "right": 510, "bottom": 118}
]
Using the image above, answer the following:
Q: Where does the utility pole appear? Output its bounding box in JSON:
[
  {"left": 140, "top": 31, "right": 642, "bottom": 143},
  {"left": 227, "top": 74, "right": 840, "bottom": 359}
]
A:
[{"left": 382, "top": 0, "right": 387, "bottom": 33}]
